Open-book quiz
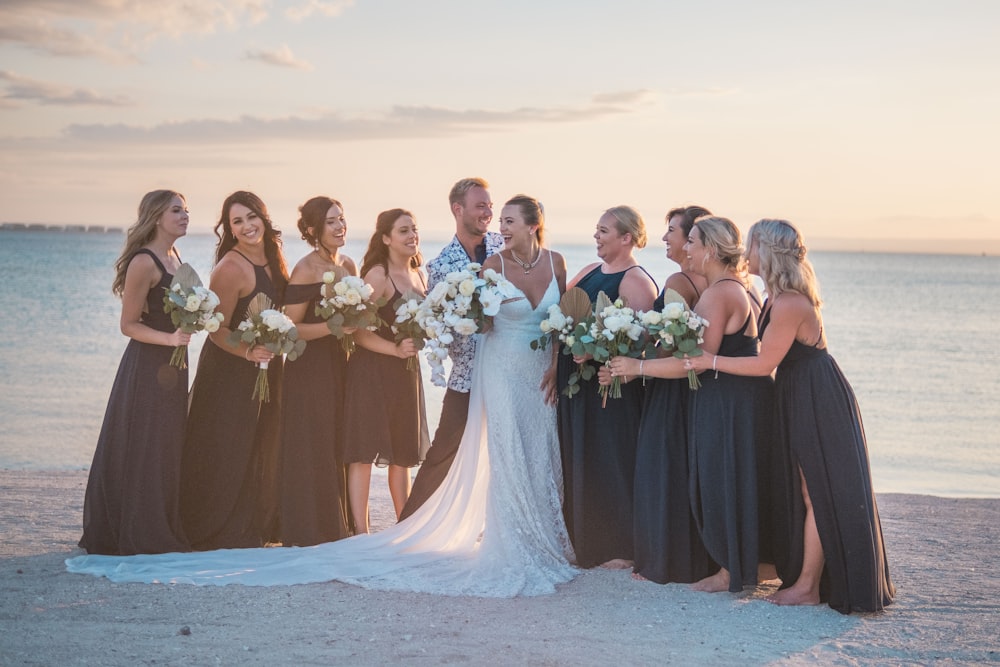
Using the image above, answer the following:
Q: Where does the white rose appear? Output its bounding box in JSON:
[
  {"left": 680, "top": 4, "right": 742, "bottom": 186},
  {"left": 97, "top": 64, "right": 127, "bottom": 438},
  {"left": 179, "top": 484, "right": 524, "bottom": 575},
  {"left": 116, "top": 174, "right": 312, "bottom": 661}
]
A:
[
  {"left": 564, "top": 334, "right": 576, "bottom": 347},
  {"left": 184, "top": 294, "right": 201, "bottom": 312},
  {"left": 641, "top": 310, "right": 664, "bottom": 327},
  {"left": 458, "top": 278, "right": 477, "bottom": 297},
  {"left": 453, "top": 318, "right": 478, "bottom": 336},
  {"left": 465, "top": 262, "right": 482, "bottom": 273},
  {"left": 602, "top": 315, "right": 625, "bottom": 333},
  {"left": 322, "top": 271, "right": 337, "bottom": 284},
  {"left": 663, "top": 302, "right": 684, "bottom": 320},
  {"left": 548, "top": 310, "right": 567, "bottom": 331},
  {"left": 540, "top": 319, "right": 553, "bottom": 334},
  {"left": 203, "top": 317, "right": 220, "bottom": 333}
]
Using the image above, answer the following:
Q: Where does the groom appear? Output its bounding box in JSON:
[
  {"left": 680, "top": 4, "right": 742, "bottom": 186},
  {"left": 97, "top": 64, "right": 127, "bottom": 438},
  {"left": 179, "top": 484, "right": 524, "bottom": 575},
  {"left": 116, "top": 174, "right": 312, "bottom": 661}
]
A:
[{"left": 399, "top": 177, "right": 504, "bottom": 521}]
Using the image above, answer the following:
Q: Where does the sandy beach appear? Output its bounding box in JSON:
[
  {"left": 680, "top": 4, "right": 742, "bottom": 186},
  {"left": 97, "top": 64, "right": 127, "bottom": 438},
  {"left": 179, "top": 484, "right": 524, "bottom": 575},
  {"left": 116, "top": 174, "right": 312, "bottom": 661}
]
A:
[{"left": 0, "top": 470, "right": 997, "bottom": 666}]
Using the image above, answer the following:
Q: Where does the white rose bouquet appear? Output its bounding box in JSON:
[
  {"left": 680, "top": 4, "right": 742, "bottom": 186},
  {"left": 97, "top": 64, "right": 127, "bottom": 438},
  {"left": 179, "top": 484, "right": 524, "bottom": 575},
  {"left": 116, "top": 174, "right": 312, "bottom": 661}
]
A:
[
  {"left": 315, "top": 269, "right": 386, "bottom": 356},
  {"left": 162, "top": 263, "right": 224, "bottom": 369},
  {"left": 392, "top": 291, "right": 433, "bottom": 372},
  {"left": 418, "top": 262, "right": 516, "bottom": 386},
  {"left": 527, "top": 287, "right": 595, "bottom": 398},
  {"left": 228, "top": 293, "right": 306, "bottom": 403},
  {"left": 582, "top": 292, "right": 646, "bottom": 405},
  {"left": 639, "top": 294, "right": 709, "bottom": 390}
]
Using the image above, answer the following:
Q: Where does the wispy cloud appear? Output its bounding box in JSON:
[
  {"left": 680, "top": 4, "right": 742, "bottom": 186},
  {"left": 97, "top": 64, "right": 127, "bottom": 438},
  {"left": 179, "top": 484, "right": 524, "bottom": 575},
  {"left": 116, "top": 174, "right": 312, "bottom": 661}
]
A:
[
  {"left": 285, "top": 0, "right": 355, "bottom": 21},
  {"left": 52, "top": 93, "right": 648, "bottom": 146},
  {"left": 0, "top": 0, "right": 271, "bottom": 62},
  {"left": 0, "top": 70, "right": 133, "bottom": 107},
  {"left": 245, "top": 45, "right": 313, "bottom": 70}
]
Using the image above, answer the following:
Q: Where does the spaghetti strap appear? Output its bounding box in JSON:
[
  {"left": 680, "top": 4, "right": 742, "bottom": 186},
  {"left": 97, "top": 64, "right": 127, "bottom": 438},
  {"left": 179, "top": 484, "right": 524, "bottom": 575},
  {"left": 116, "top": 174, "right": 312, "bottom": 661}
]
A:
[
  {"left": 133, "top": 248, "right": 167, "bottom": 275},
  {"left": 499, "top": 253, "right": 507, "bottom": 279},
  {"left": 624, "top": 264, "right": 660, "bottom": 293},
  {"left": 233, "top": 249, "right": 266, "bottom": 268},
  {"left": 678, "top": 272, "right": 700, "bottom": 299}
]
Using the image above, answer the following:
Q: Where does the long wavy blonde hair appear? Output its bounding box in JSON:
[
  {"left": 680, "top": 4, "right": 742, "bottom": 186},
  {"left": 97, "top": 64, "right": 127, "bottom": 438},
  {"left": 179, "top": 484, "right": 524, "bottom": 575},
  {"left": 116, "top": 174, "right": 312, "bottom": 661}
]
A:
[
  {"left": 748, "top": 219, "right": 822, "bottom": 307},
  {"left": 112, "top": 189, "right": 184, "bottom": 297}
]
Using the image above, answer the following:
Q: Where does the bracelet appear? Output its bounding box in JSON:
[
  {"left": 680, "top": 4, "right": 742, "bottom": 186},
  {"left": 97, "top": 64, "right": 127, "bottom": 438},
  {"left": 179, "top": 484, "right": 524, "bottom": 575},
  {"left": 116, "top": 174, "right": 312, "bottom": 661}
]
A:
[
  {"left": 245, "top": 346, "right": 252, "bottom": 361},
  {"left": 713, "top": 354, "right": 719, "bottom": 379},
  {"left": 639, "top": 359, "right": 645, "bottom": 386}
]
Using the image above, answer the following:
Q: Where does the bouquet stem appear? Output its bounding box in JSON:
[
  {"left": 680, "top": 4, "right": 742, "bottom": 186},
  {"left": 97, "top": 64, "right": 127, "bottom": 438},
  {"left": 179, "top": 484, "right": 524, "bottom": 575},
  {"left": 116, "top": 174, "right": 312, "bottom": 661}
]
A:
[
  {"left": 687, "top": 369, "right": 702, "bottom": 390},
  {"left": 405, "top": 355, "right": 419, "bottom": 372},
  {"left": 169, "top": 345, "right": 188, "bottom": 369},
  {"left": 341, "top": 334, "right": 356, "bottom": 358},
  {"left": 253, "top": 360, "right": 270, "bottom": 403}
]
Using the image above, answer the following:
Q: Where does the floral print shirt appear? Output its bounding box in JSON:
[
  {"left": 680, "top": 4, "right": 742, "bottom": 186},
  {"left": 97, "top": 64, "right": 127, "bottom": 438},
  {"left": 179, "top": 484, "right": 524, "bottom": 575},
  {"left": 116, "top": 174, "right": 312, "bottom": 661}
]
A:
[{"left": 426, "top": 231, "right": 505, "bottom": 392}]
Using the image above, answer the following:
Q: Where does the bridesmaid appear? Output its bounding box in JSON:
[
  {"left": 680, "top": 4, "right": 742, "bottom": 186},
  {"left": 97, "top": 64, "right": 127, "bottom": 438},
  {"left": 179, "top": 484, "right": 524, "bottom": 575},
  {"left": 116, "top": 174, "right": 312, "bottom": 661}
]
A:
[
  {"left": 609, "top": 216, "right": 773, "bottom": 593},
  {"left": 79, "top": 190, "right": 191, "bottom": 555},
  {"left": 628, "top": 205, "right": 715, "bottom": 584},
  {"left": 558, "top": 205, "right": 658, "bottom": 569},
  {"left": 181, "top": 191, "right": 289, "bottom": 550},
  {"left": 342, "top": 209, "right": 430, "bottom": 533},
  {"left": 278, "top": 196, "right": 355, "bottom": 546},
  {"left": 685, "top": 219, "right": 894, "bottom": 613}
]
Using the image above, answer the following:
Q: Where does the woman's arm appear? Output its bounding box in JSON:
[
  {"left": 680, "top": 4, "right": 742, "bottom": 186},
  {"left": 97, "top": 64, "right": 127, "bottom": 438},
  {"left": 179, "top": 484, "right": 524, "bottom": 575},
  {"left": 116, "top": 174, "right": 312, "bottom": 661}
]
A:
[
  {"left": 352, "top": 265, "right": 416, "bottom": 359},
  {"left": 686, "top": 293, "right": 810, "bottom": 377},
  {"left": 119, "top": 253, "right": 190, "bottom": 347}
]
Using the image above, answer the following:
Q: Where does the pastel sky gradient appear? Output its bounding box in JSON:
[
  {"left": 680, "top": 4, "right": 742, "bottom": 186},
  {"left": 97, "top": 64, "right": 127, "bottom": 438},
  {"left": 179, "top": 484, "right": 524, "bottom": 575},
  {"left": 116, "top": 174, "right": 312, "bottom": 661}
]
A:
[{"left": 2, "top": 0, "right": 998, "bottom": 252}]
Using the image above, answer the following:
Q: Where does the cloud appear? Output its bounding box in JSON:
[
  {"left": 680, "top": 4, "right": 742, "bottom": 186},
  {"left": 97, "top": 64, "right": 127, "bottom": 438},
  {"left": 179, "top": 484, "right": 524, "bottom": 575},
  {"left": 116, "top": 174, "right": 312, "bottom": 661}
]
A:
[
  {"left": 285, "top": 0, "right": 355, "bottom": 21},
  {"left": 0, "top": 70, "right": 133, "bottom": 107},
  {"left": 245, "top": 45, "right": 314, "bottom": 70},
  {"left": 0, "top": 0, "right": 271, "bottom": 62},
  {"left": 51, "top": 93, "right": 647, "bottom": 146}
]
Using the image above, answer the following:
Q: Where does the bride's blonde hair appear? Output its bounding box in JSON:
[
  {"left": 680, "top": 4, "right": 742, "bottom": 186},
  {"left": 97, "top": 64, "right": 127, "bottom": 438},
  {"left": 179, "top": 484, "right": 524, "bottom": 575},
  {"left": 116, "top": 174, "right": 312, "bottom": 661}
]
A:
[{"left": 748, "top": 219, "right": 822, "bottom": 307}]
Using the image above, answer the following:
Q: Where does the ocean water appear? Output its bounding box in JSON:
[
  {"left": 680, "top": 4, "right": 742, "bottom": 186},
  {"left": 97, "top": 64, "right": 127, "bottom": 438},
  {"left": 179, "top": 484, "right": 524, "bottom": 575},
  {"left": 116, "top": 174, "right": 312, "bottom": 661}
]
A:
[{"left": 0, "top": 230, "right": 997, "bottom": 498}]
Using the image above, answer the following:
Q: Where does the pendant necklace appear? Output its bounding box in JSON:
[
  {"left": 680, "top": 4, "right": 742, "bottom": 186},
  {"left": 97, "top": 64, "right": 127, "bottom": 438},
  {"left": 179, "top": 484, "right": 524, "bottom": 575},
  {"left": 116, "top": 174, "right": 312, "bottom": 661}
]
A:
[{"left": 510, "top": 248, "right": 541, "bottom": 274}]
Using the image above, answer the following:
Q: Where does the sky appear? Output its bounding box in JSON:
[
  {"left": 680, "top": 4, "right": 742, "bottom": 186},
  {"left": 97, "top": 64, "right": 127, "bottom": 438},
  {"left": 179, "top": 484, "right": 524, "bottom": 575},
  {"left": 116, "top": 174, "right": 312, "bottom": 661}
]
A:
[{"left": 1, "top": 0, "right": 999, "bottom": 252}]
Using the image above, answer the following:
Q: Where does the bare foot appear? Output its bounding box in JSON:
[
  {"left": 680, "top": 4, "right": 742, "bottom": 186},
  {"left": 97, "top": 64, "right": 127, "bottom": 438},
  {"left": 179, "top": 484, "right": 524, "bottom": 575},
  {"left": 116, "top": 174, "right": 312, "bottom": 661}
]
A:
[
  {"left": 758, "top": 563, "right": 779, "bottom": 583},
  {"left": 766, "top": 586, "right": 821, "bottom": 606},
  {"left": 691, "top": 569, "right": 731, "bottom": 593},
  {"left": 630, "top": 571, "right": 649, "bottom": 582},
  {"left": 599, "top": 558, "right": 634, "bottom": 570}
]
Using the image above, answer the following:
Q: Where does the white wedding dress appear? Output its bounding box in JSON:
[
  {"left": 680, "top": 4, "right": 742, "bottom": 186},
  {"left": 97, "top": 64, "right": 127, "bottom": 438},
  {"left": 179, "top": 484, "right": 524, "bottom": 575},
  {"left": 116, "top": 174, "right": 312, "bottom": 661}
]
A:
[{"left": 66, "top": 262, "right": 577, "bottom": 597}]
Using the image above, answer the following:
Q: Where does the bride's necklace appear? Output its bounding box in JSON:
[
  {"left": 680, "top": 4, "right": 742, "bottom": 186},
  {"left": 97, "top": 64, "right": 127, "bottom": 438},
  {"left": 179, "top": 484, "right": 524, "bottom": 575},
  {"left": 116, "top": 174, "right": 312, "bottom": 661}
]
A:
[{"left": 510, "top": 248, "right": 541, "bottom": 274}]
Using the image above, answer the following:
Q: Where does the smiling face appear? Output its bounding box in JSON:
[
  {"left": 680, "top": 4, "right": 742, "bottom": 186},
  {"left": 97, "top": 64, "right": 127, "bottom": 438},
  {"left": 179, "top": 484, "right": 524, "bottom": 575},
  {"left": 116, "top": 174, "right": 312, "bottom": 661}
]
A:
[
  {"left": 383, "top": 213, "right": 420, "bottom": 258},
  {"left": 455, "top": 186, "right": 493, "bottom": 239},
  {"left": 228, "top": 202, "right": 265, "bottom": 249},
  {"left": 321, "top": 203, "right": 347, "bottom": 249},
  {"left": 684, "top": 224, "right": 710, "bottom": 276},
  {"left": 662, "top": 214, "right": 690, "bottom": 265},
  {"left": 499, "top": 203, "right": 535, "bottom": 250},
  {"left": 158, "top": 195, "right": 189, "bottom": 239},
  {"left": 594, "top": 211, "right": 631, "bottom": 262}
]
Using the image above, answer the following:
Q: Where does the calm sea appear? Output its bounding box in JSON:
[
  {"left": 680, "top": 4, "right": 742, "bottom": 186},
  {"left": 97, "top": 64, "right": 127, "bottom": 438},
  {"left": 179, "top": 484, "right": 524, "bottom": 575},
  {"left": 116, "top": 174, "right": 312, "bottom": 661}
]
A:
[{"left": 1, "top": 230, "right": 997, "bottom": 498}]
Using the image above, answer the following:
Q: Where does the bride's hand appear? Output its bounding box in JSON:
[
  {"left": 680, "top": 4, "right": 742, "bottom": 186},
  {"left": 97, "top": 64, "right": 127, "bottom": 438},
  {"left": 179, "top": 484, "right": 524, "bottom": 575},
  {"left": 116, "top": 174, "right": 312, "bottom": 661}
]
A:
[
  {"left": 572, "top": 352, "right": 592, "bottom": 364},
  {"left": 541, "top": 363, "right": 558, "bottom": 406}
]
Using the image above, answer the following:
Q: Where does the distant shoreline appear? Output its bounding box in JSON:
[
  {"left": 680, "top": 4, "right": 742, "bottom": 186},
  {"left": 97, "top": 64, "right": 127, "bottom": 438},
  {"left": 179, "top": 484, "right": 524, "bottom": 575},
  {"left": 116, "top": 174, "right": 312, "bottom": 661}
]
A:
[{"left": 4, "top": 223, "right": 997, "bottom": 256}]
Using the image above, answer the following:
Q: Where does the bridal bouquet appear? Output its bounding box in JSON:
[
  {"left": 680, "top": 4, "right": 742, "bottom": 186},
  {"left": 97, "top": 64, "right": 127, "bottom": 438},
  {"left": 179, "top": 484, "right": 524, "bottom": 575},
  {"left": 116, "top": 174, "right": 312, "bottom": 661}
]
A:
[
  {"left": 162, "top": 263, "right": 224, "bottom": 369},
  {"left": 583, "top": 292, "right": 646, "bottom": 405},
  {"left": 419, "top": 262, "right": 516, "bottom": 386},
  {"left": 639, "top": 290, "right": 709, "bottom": 390},
  {"left": 228, "top": 293, "right": 306, "bottom": 403},
  {"left": 315, "top": 269, "right": 386, "bottom": 356},
  {"left": 392, "top": 290, "right": 432, "bottom": 372}
]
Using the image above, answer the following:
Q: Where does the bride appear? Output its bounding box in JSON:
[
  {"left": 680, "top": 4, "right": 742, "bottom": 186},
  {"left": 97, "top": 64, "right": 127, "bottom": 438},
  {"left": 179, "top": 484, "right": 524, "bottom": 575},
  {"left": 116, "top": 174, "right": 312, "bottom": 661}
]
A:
[{"left": 66, "top": 194, "right": 577, "bottom": 598}]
